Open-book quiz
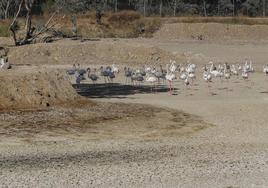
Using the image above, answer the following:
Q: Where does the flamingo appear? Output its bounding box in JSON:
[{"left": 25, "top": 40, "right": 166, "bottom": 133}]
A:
[
  {"left": 263, "top": 65, "right": 268, "bottom": 76},
  {"left": 203, "top": 71, "right": 212, "bottom": 83},
  {"left": 87, "top": 68, "right": 99, "bottom": 84},
  {"left": 186, "top": 63, "right": 196, "bottom": 74},
  {"left": 209, "top": 61, "right": 223, "bottom": 78},
  {"left": 242, "top": 68, "right": 249, "bottom": 80},
  {"left": 169, "top": 60, "right": 178, "bottom": 73},
  {"left": 100, "top": 66, "right": 111, "bottom": 83},
  {"left": 66, "top": 64, "right": 77, "bottom": 75},
  {"left": 180, "top": 72, "right": 187, "bottom": 81},
  {"left": 0, "top": 58, "right": 11, "bottom": 70},
  {"left": 184, "top": 76, "right": 190, "bottom": 87},
  {"left": 249, "top": 60, "right": 254, "bottom": 72},
  {"left": 188, "top": 72, "right": 196, "bottom": 84},
  {"left": 154, "top": 65, "right": 166, "bottom": 84},
  {"left": 203, "top": 71, "right": 212, "bottom": 91},
  {"left": 146, "top": 73, "right": 158, "bottom": 93},
  {"left": 131, "top": 71, "right": 144, "bottom": 85},
  {"left": 165, "top": 64, "right": 176, "bottom": 94},
  {"left": 237, "top": 63, "right": 242, "bottom": 71},
  {"left": 224, "top": 64, "right": 231, "bottom": 81},
  {"left": 111, "top": 64, "right": 120, "bottom": 74},
  {"left": 231, "top": 65, "right": 238, "bottom": 76}
]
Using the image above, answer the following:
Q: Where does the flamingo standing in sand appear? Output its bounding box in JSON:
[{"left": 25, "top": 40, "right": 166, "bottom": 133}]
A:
[
  {"left": 263, "top": 65, "right": 268, "bottom": 76},
  {"left": 165, "top": 64, "right": 176, "bottom": 94},
  {"left": 146, "top": 73, "right": 158, "bottom": 93},
  {"left": 209, "top": 61, "right": 223, "bottom": 78}
]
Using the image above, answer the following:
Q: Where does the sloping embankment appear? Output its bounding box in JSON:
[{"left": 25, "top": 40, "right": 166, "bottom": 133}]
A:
[
  {"left": 0, "top": 68, "right": 83, "bottom": 110},
  {"left": 154, "top": 22, "right": 268, "bottom": 41},
  {"left": 7, "top": 39, "right": 187, "bottom": 65}
]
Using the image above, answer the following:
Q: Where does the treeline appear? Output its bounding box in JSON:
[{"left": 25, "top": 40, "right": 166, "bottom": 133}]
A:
[{"left": 1, "top": 0, "right": 267, "bottom": 19}]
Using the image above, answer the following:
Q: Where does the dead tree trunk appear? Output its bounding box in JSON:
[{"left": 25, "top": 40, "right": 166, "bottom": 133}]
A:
[
  {"left": 263, "top": 0, "right": 266, "bottom": 17},
  {"left": 203, "top": 0, "right": 207, "bottom": 17},
  {"left": 9, "top": 0, "right": 24, "bottom": 46},
  {"left": 23, "top": 4, "right": 33, "bottom": 43},
  {"left": 160, "top": 0, "right": 163, "bottom": 17},
  {"left": 143, "top": 0, "right": 146, "bottom": 16},
  {"left": 173, "top": 0, "right": 177, "bottom": 16},
  {"left": 115, "top": 0, "right": 118, "bottom": 12},
  {"left": 4, "top": 0, "right": 10, "bottom": 19}
]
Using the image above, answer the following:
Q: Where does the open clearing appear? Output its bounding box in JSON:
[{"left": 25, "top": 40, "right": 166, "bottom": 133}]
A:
[{"left": 0, "top": 22, "right": 268, "bottom": 187}]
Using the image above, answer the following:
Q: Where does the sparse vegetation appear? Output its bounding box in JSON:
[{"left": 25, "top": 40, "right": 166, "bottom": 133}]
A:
[
  {"left": 166, "top": 16, "right": 268, "bottom": 25},
  {"left": 0, "top": 21, "right": 10, "bottom": 37},
  {"left": 107, "top": 11, "right": 141, "bottom": 25}
]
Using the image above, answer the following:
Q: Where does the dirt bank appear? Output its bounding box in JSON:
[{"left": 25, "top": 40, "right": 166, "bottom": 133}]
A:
[
  {"left": 6, "top": 39, "right": 186, "bottom": 65},
  {"left": 154, "top": 22, "right": 268, "bottom": 41},
  {"left": 0, "top": 68, "right": 82, "bottom": 110}
]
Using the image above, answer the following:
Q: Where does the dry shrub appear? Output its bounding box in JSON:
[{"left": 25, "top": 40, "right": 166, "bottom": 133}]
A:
[
  {"left": 0, "top": 20, "right": 10, "bottom": 37},
  {"left": 107, "top": 11, "right": 141, "bottom": 25},
  {"left": 133, "top": 18, "right": 162, "bottom": 37},
  {"left": 166, "top": 16, "right": 268, "bottom": 25},
  {"left": 79, "top": 11, "right": 96, "bottom": 19}
]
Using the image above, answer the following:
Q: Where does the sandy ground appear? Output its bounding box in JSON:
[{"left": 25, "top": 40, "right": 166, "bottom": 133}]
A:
[{"left": 1, "top": 34, "right": 268, "bottom": 187}]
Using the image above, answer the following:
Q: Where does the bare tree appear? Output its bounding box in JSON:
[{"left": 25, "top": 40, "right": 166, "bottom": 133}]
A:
[
  {"left": 9, "top": 0, "right": 58, "bottom": 46},
  {"left": 203, "top": 0, "right": 207, "bottom": 16},
  {"left": 263, "top": 0, "right": 266, "bottom": 16},
  {"left": 0, "top": 0, "right": 18, "bottom": 19},
  {"left": 173, "top": 0, "right": 177, "bottom": 16}
]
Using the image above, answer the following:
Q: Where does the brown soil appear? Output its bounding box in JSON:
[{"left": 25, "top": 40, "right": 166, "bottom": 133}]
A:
[
  {"left": 0, "top": 102, "right": 211, "bottom": 141},
  {"left": 0, "top": 68, "right": 84, "bottom": 110},
  {"left": 154, "top": 22, "right": 268, "bottom": 41},
  {"left": 6, "top": 39, "right": 186, "bottom": 66}
]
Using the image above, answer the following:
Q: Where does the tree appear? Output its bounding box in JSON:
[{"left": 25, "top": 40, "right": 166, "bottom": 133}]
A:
[
  {"left": 0, "top": 0, "right": 19, "bottom": 19},
  {"left": 9, "top": 0, "right": 57, "bottom": 46}
]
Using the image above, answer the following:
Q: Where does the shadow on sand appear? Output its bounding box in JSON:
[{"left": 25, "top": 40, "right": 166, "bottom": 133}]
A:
[{"left": 73, "top": 83, "right": 177, "bottom": 98}]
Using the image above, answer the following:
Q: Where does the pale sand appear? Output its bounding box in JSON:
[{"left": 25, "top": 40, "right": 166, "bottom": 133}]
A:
[{"left": 0, "top": 37, "right": 268, "bottom": 187}]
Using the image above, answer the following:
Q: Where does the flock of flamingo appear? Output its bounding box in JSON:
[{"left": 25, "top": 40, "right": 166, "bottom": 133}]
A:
[{"left": 67, "top": 59, "right": 268, "bottom": 94}]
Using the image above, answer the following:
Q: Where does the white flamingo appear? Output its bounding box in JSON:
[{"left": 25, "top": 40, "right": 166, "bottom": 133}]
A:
[
  {"left": 263, "top": 65, "right": 268, "bottom": 76},
  {"left": 169, "top": 60, "right": 178, "bottom": 73},
  {"left": 209, "top": 61, "right": 223, "bottom": 78},
  {"left": 186, "top": 63, "right": 196, "bottom": 74},
  {"left": 146, "top": 73, "right": 158, "bottom": 93},
  {"left": 0, "top": 58, "right": 11, "bottom": 70},
  {"left": 111, "top": 64, "right": 119, "bottom": 74},
  {"left": 224, "top": 64, "right": 231, "bottom": 81},
  {"left": 188, "top": 72, "right": 196, "bottom": 84},
  {"left": 249, "top": 60, "right": 254, "bottom": 72},
  {"left": 203, "top": 71, "right": 212, "bottom": 92},
  {"left": 242, "top": 68, "right": 249, "bottom": 80},
  {"left": 184, "top": 76, "right": 190, "bottom": 87},
  {"left": 165, "top": 64, "right": 176, "bottom": 94},
  {"left": 0, "top": 58, "right": 5, "bottom": 69},
  {"left": 203, "top": 71, "right": 212, "bottom": 83},
  {"left": 231, "top": 65, "right": 238, "bottom": 76},
  {"left": 237, "top": 63, "right": 242, "bottom": 71},
  {"left": 180, "top": 72, "right": 187, "bottom": 81}
]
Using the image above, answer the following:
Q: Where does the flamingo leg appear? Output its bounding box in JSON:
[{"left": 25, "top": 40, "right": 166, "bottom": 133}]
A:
[{"left": 169, "top": 81, "right": 172, "bottom": 94}]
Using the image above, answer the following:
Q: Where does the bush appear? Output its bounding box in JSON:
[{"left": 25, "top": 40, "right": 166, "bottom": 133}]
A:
[
  {"left": 107, "top": 11, "right": 141, "bottom": 25},
  {"left": 0, "top": 21, "right": 10, "bottom": 37},
  {"left": 133, "top": 18, "right": 162, "bottom": 37}
]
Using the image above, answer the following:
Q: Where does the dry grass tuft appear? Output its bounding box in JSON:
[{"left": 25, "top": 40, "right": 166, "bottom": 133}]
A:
[
  {"left": 107, "top": 11, "right": 141, "bottom": 25},
  {"left": 165, "top": 16, "right": 268, "bottom": 25},
  {"left": 0, "top": 20, "right": 10, "bottom": 37}
]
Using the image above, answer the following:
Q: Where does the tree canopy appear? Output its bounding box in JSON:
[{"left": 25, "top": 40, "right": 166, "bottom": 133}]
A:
[{"left": 1, "top": 0, "right": 267, "bottom": 19}]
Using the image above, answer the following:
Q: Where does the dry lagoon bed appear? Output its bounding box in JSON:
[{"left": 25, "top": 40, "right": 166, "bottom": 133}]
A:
[{"left": 0, "top": 36, "right": 268, "bottom": 187}]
